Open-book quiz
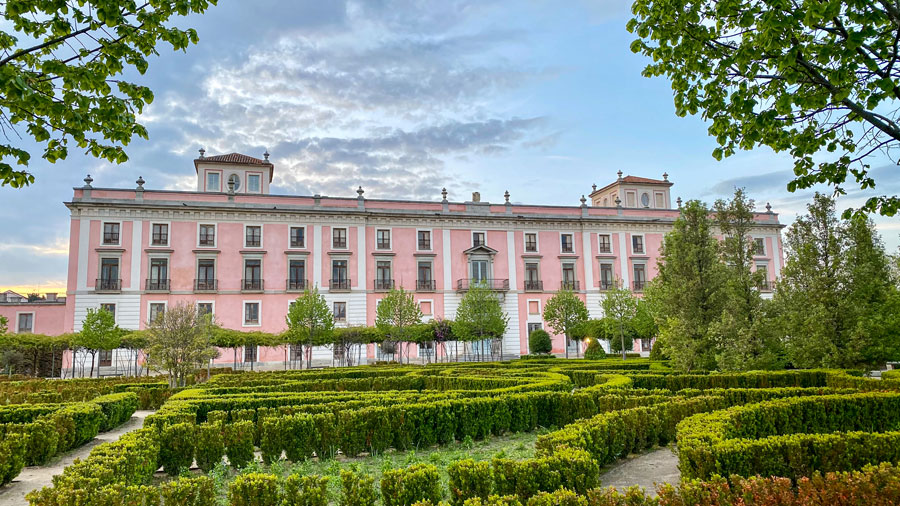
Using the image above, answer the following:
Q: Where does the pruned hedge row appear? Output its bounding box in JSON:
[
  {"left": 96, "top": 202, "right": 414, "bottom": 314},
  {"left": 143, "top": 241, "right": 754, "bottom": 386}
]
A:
[
  {"left": 0, "top": 375, "right": 164, "bottom": 405},
  {"left": 677, "top": 392, "right": 900, "bottom": 480},
  {"left": 628, "top": 371, "right": 831, "bottom": 390}
]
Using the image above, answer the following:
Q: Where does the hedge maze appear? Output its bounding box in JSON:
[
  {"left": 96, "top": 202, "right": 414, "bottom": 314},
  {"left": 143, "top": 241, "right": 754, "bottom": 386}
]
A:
[{"left": 15, "top": 360, "right": 900, "bottom": 505}]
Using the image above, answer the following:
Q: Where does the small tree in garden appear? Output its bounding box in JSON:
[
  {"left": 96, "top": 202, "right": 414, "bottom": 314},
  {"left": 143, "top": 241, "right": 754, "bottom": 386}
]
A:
[
  {"left": 602, "top": 285, "right": 638, "bottom": 359},
  {"left": 75, "top": 307, "right": 120, "bottom": 377},
  {"left": 285, "top": 288, "right": 334, "bottom": 369},
  {"left": 145, "top": 302, "right": 217, "bottom": 387},
  {"left": 332, "top": 326, "right": 381, "bottom": 366},
  {"left": 543, "top": 289, "right": 589, "bottom": 359},
  {"left": 454, "top": 283, "right": 509, "bottom": 361},
  {"left": 0, "top": 316, "right": 6, "bottom": 336},
  {"left": 375, "top": 288, "right": 422, "bottom": 364},
  {"left": 528, "top": 329, "right": 552, "bottom": 355}
]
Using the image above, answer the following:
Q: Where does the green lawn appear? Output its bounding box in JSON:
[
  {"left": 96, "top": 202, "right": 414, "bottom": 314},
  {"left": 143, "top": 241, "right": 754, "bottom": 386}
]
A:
[{"left": 200, "top": 430, "right": 547, "bottom": 503}]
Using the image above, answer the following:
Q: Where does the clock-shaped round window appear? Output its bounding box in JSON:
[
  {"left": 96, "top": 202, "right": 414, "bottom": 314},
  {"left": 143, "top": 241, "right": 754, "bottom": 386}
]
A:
[
  {"left": 228, "top": 174, "right": 241, "bottom": 191},
  {"left": 641, "top": 193, "right": 650, "bottom": 207}
]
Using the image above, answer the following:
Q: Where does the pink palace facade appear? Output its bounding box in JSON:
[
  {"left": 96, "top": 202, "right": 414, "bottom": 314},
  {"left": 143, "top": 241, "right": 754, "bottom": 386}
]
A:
[{"left": 0, "top": 152, "right": 784, "bottom": 371}]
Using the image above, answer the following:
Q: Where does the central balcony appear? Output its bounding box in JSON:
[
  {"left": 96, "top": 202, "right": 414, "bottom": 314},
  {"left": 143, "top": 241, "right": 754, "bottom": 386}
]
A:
[
  {"left": 374, "top": 279, "right": 394, "bottom": 291},
  {"left": 330, "top": 278, "right": 351, "bottom": 292},
  {"left": 145, "top": 279, "right": 170, "bottom": 292},
  {"left": 456, "top": 278, "right": 509, "bottom": 292},
  {"left": 194, "top": 279, "right": 218, "bottom": 292},
  {"left": 286, "top": 279, "right": 309, "bottom": 292},
  {"left": 242, "top": 279, "right": 264, "bottom": 292}
]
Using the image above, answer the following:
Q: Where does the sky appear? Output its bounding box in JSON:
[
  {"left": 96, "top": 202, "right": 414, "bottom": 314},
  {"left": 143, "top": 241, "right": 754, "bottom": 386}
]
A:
[{"left": 1, "top": 0, "right": 898, "bottom": 294}]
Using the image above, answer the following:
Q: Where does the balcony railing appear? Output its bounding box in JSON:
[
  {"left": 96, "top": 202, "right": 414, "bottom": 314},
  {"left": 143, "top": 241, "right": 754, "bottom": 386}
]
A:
[
  {"left": 758, "top": 280, "right": 773, "bottom": 292},
  {"left": 199, "top": 236, "right": 215, "bottom": 246},
  {"left": 194, "top": 279, "right": 218, "bottom": 292},
  {"left": 286, "top": 279, "right": 309, "bottom": 291},
  {"left": 333, "top": 239, "right": 347, "bottom": 249},
  {"left": 102, "top": 232, "right": 119, "bottom": 244},
  {"left": 524, "top": 280, "right": 543, "bottom": 292},
  {"left": 418, "top": 240, "right": 431, "bottom": 250},
  {"left": 330, "top": 278, "right": 351, "bottom": 291},
  {"left": 245, "top": 238, "right": 261, "bottom": 247},
  {"left": 416, "top": 279, "right": 436, "bottom": 291},
  {"left": 456, "top": 278, "right": 509, "bottom": 291},
  {"left": 145, "top": 279, "right": 170, "bottom": 291},
  {"left": 633, "top": 280, "right": 646, "bottom": 292},
  {"left": 151, "top": 234, "right": 168, "bottom": 245},
  {"left": 95, "top": 278, "right": 121, "bottom": 292},
  {"left": 599, "top": 280, "right": 614, "bottom": 291},
  {"left": 560, "top": 280, "right": 580, "bottom": 291},
  {"left": 242, "top": 279, "right": 264, "bottom": 291},
  {"left": 374, "top": 279, "right": 394, "bottom": 291}
]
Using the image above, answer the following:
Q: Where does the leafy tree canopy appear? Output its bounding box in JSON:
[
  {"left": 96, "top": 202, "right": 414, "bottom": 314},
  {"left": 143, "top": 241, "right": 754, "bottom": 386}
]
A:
[
  {"left": 285, "top": 288, "right": 334, "bottom": 348},
  {"left": 454, "top": 283, "right": 508, "bottom": 342},
  {"left": 0, "top": 0, "right": 218, "bottom": 188},
  {"left": 629, "top": 0, "right": 900, "bottom": 216}
]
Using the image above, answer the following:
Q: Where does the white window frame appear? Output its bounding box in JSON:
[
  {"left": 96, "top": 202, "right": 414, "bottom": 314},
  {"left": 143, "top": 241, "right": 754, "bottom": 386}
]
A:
[
  {"left": 598, "top": 233, "right": 613, "bottom": 254},
  {"left": 632, "top": 262, "right": 648, "bottom": 289},
  {"left": 15, "top": 311, "right": 34, "bottom": 333},
  {"left": 416, "top": 228, "right": 433, "bottom": 252},
  {"left": 99, "top": 303, "right": 117, "bottom": 324},
  {"left": 526, "top": 298, "right": 542, "bottom": 317},
  {"left": 375, "top": 227, "right": 392, "bottom": 250},
  {"left": 246, "top": 172, "right": 263, "bottom": 193},
  {"left": 242, "top": 300, "right": 262, "bottom": 327},
  {"left": 418, "top": 298, "right": 434, "bottom": 319},
  {"left": 205, "top": 170, "right": 222, "bottom": 192},
  {"left": 471, "top": 230, "right": 487, "bottom": 248},
  {"left": 631, "top": 233, "right": 646, "bottom": 255},
  {"left": 753, "top": 237, "right": 766, "bottom": 256},
  {"left": 147, "top": 301, "right": 167, "bottom": 325},
  {"left": 332, "top": 227, "right": 349, "bottom": 250},
  {"left": 333, "top": 301, "right": 348, "bottom": 322},
  {"left": 197, "top": 223, "right": 218, "bottom": 248},
  {"left": 243, "top": 224, "right": 264, "bottom": 249},
  {"left": 101, "top": 220, "right": 123, "bottom": 247},
  {"left": 560, "top": 232, "right": 575, "bottom": 254},
  {"left": 149, "top": 221, "right": 171, "bottom": 247},
  {"left": 196, "top": 300, "right": 216, "bottom": 318},
  {"left": 288, "top": 226, "right": 307, "bottom": 249},
  {"left": 523, "top": 231, "right": 539, "bottom": 253}
]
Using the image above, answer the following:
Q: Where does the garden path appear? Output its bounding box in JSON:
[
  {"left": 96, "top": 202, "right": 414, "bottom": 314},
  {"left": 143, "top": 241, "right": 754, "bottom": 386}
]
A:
[
  {"left": 0, "top": 410, "right": 155, "bottom": 506},
  {"left": 598, "top": 446, "right": 680, "bottom": 496}
]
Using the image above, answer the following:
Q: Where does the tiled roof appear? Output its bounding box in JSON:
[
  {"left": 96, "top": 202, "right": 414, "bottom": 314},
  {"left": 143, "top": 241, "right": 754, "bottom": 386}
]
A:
[
  {"left": 620, "top": 175, "right": 667, "bottom": 185},
  {"left": 196, "top": 153, "right": 271, "bottom": 165}
]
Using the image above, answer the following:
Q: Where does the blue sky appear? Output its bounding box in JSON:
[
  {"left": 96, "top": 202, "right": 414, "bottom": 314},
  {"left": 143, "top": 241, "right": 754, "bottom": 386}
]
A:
[{"left": 1, "top": 0, "right": 897, "bottom": 293}]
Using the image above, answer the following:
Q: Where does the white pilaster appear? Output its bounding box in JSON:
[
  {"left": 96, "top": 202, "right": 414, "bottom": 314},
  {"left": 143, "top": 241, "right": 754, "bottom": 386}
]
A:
[
  {"left": 356, "top": 226, "right": 366, "bottom": 290},
  {"left": 313, "top": 225, "right": 322, "bottom": 289},
  {"left": 506, "top": 231, "right": 517, "bottom": 289},
  {"left": 442, "top": 229, "right": 452, "bottom": 290},
  {"left": 582, "top": 231, "right": 593, "bottom": 290},
  {"left": 77, "top": 218, "right": 90, "bottom": 290},
  {"left": 618, "top": 233, "right": 630, "bottom": 288},
  {"left": 130, "top": 220, "right": 142, "bottom": 290}
]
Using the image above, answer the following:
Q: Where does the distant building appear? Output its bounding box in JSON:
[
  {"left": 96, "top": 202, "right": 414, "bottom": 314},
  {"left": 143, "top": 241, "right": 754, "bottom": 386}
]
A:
[{"left": 2, "top": 151, "right": 785, "bottom": 372}]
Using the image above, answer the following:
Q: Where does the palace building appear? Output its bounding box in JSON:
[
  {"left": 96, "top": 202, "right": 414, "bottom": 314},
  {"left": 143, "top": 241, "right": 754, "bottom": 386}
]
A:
[{"left": 0, "top": 151, "right": 784, "bottom": 372}]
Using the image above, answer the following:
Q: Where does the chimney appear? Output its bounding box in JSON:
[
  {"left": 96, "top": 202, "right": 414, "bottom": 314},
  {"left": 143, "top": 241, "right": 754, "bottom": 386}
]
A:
[
  {"left": 46, "top": 293, "right": 57, "bottom": 301},
  {"left": 472, "top": 192, "right": 481, "bottom": 202}
]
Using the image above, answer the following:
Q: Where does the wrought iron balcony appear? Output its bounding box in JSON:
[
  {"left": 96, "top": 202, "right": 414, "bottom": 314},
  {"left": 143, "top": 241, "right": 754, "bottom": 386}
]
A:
[
  {"left": 524, "top": 280, "right": 543, "bottom": 292},
  {"left": 560, "top": 280, "right": 580, "bottom": 291},
  {"left": 194, "top": 279, "right": 218, "bottom": 292},
  {"left": 242, "top": 279, "right": 264, "bottom": 291},
  {"left": 95, "top": 278, "right": 121, "bottom": 292},
  {"left": 416, "top": 279, "right": 436, "bottom": 291},
  {"left": 758, "top": 280, "right": 773, "bottom": 292},
  {"left": 330, "top": 278, "right": 351, "bottom": 291},
  {"left": 456, "top": 278, "right": 509, "bottom": 291},
  {"left": 374, "top": 279, "right": 395, "bottom": 291},
  {"left": 145, "top": 279, "right": 170, "bottom": 291},
  {"left": 286, "top": 279, "right": 309, "bottom": 291}
]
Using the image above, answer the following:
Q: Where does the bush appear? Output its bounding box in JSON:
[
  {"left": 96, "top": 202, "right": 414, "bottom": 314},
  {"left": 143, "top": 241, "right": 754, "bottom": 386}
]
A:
[
  {"left": 50, "top": 402, "right": 104, "bottom": 452},
  {"left": 583, "top": 339, "right": 605, "bottom": 360},
  {"left": 492, "top": 448, "right": 599, "bottom": 499},
  {"left": 381, "top": 464, "right": 443, "bottom": 506},
  {"left": 648, "top": 339, "right": 666, "bottom": 361},
  {"left": 341, "top": 469, "right": 377, "bottom": 506},
  {"left": 448, "top": 459, "right": 492, "bottom": 506},
  {"left": 195, "top": 422, "right": 225, "bottom": 472},
  {"left": 283, "top": 474, "right": 329, "bottom": 506},
  {"left": 229, "top": 472, "right": 281, "bottom": 506},
  {"left": 525, "top": 489, "right": 586, "bottom": 506},
  {"left": 0, "top": 433, "right": 26, "bottom": 486},
  {"left": 159, "top": 422, "right": 196, "bottom": 476},
  {"left": 226, "top": 420, "right": 256, "bottom": 469},
  {"left": 160, "top": 475, "right": 216, "bottom": 505},
  {"left": 528, "top": 330, "right": 552, "bottom": 355},
  {"left": 92, "top": 392, "right": 139, "bottom": 431},
  {"left": 463, "top": 496, "right": 523, "bottom": 506}
]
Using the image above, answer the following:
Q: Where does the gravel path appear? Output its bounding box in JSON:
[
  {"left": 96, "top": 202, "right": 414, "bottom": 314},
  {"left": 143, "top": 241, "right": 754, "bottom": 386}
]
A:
[
  {"left": 0, "top": 410, "right": 154, "bottom": 506},
  {"left": 599, "top": 446, "right": 680, "bottom": 496}
]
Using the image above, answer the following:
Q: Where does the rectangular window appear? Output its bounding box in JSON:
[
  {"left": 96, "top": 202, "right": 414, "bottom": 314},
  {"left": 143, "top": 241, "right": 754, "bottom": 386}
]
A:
[
  {"left": 757, "top": 264, "right": 770, "bottom": 290},
  {"left": 244, "top": 345, "right": 258, "bottom": 362},
  {"left": 197, "top": 303, "right": 214, "bottom": 317},
  {"left": 376, "top": 261, "right": 392, "bottom": 290},
  {"left": 472, "top": 232, "right": 485, "bottom": 247},
  {"left": 417, "top": 262, "right": 434, "bottom": 291},
  {"left": 471, "top": 260, "right": 489, "bottom": 281},
  {"left": 525, "top": 233, "right": 538, "bottom": 252},
  {"left": 376, "top": 229, "right": 391, "bottom": 250},
  {"left": 149, "top": 303, "right": 165, "bottom": 324},
  {"left": 598, "top": 234, "right": 612, "bottom": 254},
  {"left": 151, "top": 223, "right": 168, "bottom": 246},
  {"left": 753, "top": 238, "right": 765, "bottom": 256},
  {"left": 196, "top": 259, "right": 216, "bottom": 291},
  {"left": 199, "top": 224, "right": 215, "bottom": 246},
  {"left": 626, "top": 192, "right": 636, "bottom": 208},
  {"left": 290, "top": 227, "right": 305, "bottom": 248},
  {"left": 599, "top": 263, "right": 614, "bottom": 290},
  {"left": 247, "top": 174, "right": 261, "bottom": 193},
  {"left": 243, "top": 259, "right": 262, "bottom": 290},
  {"left": 562, "top": 263, "right": 577, "bottom": 290},
  {"left": 632, "top": 235, "right": 645, "bottom": 254},
  {"left": 100, "top": 303, "right": 116, "bottom": 319},
  {"left": 655, "top": 193, "right": 665, "bottom": 208},
  {"left": 417, "top": 230, "right": 431, "bottom": 250},
  {"left": 99, "top": 258, "right": 120, "bottom": 291},
  {"left": 333, "top": 228, "right": 347, "bottom": 249},
  {"left": 17, "top": 313, "right": 33, "bottom": 333},
  {"left": 633, "top": 264, "right": 647, "bottom": 291},
  {"left": 561, "top": 233, "right": 574, "bottom": 253},
  {"left": 148, "top": 258, "right": 169, "bottom": 290},
  {"left": 331, "top": 260, "right": 349, "bottom": 290},
  {"left": 244, "top": 302, "right": 260, "bottom": 325},
  {"left": 103, "top": 222, "right": 120, "bottom": 245},
  {"left": 288, "top": 259, "right": 306, "bottom": 290},
  {"left": 333, "top": 302, "right": 347, "bottom": 321},
  {"left": 245, "top": 226, "right": 262, "bottom": 247},
  {"left": 524, "top": 263, "right": 541, "bottom": 291},
  {"left": 527, "top": 322, "right": 543, "bottom": 335},
  {"left": 99, "top": 350, "right": 112, "bottom": 367},
  {"left": 206, "top": 172, "right": 220, "bottom": 192}
]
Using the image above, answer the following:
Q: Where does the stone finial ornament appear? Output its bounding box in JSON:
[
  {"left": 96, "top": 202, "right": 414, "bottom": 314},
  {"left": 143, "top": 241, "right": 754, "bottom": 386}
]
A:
[
  {"left": 615, "top": 196, "right": 622, "bottom": 207},
  {"left": 504, "top": 190, "right": 510, "bottom": 203},
  {"left": 263, "top": 149, "right": 270, "bottom": 161},
  {"left": 580, "top": 195, "right": 587, "bottom": 207},
  {"left": 676, "top": 197, "right": 683, "bottom": 209},
  {"left": 136, "top": 176, "right": 145, "bottom": 189},
  {"left": 766, "top": 202, "right": 772, "bottom": 213},
  {"left": 357, "top": 186, "right": 364, "bottom": 197},
  {"left": 198, "top": 148, "right": 205, "bottom": 158},
  {"left": 441, "top": 187, "right": 448, "bottom": 202},
  {"left": 617, "top": 170, "right": 623, "bottom": 180},
  {"left": 83, "top": 174, "right": 93, "bottom": 188},
  {"left": 663, "top": 172, "right": 669, "bottom": 181}
]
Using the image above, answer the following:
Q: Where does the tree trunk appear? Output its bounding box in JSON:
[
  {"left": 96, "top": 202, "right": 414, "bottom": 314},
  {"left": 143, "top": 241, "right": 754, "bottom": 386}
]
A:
[
  {"left": 620, "top": 321, "right": 626, "bottom": 360},
  {"left": 89, "top": 351, "right": 95, "bottom": 378}
]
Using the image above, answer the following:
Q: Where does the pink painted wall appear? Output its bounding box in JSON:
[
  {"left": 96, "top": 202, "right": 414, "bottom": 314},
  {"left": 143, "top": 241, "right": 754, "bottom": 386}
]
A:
[{"left": 0, "top": 303, "right": 67, "bottom": 335}]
